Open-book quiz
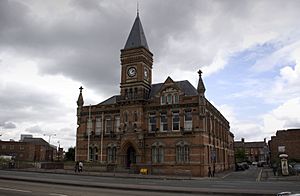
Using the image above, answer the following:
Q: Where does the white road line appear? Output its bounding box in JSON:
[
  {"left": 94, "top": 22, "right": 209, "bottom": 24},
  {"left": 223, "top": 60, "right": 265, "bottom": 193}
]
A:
[
  {"left": 0, "top": 186, "right": 32, "bottom": 193},
  {"left": 256, "top": 168, "right": 263, "bottom": 182},
  {"left": 221, "top": 172, "right": 232, "bottom": 179},
  {"left": 49, "top": 193, "right": 68, "bottom": 196}
]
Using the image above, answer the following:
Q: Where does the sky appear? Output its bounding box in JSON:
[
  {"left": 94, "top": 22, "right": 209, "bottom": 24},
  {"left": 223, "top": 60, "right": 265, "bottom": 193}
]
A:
[{"left": 1, "top": 0, "right": 300, "bottom": 150}]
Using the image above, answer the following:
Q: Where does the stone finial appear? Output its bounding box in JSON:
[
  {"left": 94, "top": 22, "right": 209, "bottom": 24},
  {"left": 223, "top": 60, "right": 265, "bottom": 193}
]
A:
[{"left": 77, "top": 86, "right": 84, "bottom": 107}]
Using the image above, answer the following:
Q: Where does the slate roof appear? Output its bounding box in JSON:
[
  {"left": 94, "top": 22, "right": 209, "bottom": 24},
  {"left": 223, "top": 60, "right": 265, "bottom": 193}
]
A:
[
  {"left": 99, "top": 95, "right": 118, "bottom": 105},
  {"left": 149, "top": 80, "right": 198, "bottom": 98},
  {"left": 21, "top": 138, "right": 49, "bottom": 146},
  {"left": 124, "top": 14, "right": 149, "bottom": 50},
  {"left": 99, "top": 80, "right": 198, "bottom": 105},
  {"left": 234, "top": 141, "right": 266, "bottom": 148}
]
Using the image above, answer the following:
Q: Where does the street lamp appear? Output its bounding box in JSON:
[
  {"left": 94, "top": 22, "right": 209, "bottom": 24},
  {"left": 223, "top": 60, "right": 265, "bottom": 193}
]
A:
[
  {"left": 44, "top": 133, "right": 56, "bottom": 144},
  {"left": 57, "top": 141, "right": 61, "bottom": 161}
]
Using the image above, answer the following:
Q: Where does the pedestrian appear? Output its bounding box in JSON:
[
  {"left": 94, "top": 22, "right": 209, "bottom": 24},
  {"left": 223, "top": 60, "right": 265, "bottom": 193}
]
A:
[
  {"left": 79, "top": 161, "right": 83, "bottom": 172},
  {"left": 208, "top": 166, "right": 212, "bottom": 177},
  {"left": 74, "top": 161, "right": 79, "bottom": 173},
  {"left": 272, "top": 163, "right": 277, "bottom": 176}
]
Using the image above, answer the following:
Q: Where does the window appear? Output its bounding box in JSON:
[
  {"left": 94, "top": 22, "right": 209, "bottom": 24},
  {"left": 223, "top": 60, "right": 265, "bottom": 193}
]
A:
[
  {"left": 2, "top": 145, "right": 6, "bottom": 150},
  {"left": 149, "top": 113, "right": 157, "bottom": 132},
  {"left": 151, "top": 142, "right": 164, "bottom": 163},
  {"left": 161, "top": 93, "right": 179, "bottom": 105},
  {"left": 89, "top": 147, "right": 98, "bottom": 161},
  {"left": 161, "top": 95, "right": 166, "bottom": 105},
  {"left": 86, "top": 118, "right": 93, "bottom": 135},
  {"left": 172, "top": 111, "right": 180, "bottom": 131},
  {"left": 114, "top": 116, "right": 120, "bottom": 132},
  {"left": 184, "top": 110, "right": 192, "bottom": 131},
  {"left": 10, "top": 145, "right": 14, "bottom": 150},
  {"left": 20, "top": 145, "right": 24, "bottom": 150},
  {"left": 160, "top": 113, "right": 168, "bottom": 131},
  {"left": 107, "top": 145, "right": 117, "bottom": 163},
  {"left": 105, "top": 118, "right": 112, "bottom": 134},
  {"left": 95, "top": 117, "right": 102, "bottom": 135},
  {"left": 174, "top": 94, "right": 179, "bottom": 103},
  {"left": 134, "top": 112, "right": 138, "bottom": 122},
  {"left": 124, "top": 112, "right": 128, "bottom": 123},
  {"left": 176, "top": 142, "right": 189, "bottom": 163},
  {"left": 167, "top": 94, "right": 172, "bottom": 104}
]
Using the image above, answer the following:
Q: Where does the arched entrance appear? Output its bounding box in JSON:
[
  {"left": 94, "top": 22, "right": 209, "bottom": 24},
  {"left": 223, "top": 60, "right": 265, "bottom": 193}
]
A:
[{"left": 126, "top": 146, "right": 136, "bottom": 168}]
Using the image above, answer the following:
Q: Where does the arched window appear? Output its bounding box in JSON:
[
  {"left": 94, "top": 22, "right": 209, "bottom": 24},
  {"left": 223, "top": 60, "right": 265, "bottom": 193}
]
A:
[
  {"left": 107, "top": 144, "right": 117, "bottom": 163},
  {"left": 151, "top": 142, "right": 164, "bottom": 163},
  {"left": 134, "top": 111, "right": 138, "bottom": 122},
  {"left": 89, "top": 146, "right": 98, "bottom": 161},
  {"left": 176, "top": 141, "right": 190, "bottom": 163}
]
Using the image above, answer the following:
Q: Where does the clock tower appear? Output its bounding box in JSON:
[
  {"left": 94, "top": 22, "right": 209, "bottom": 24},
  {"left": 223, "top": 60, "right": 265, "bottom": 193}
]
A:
[{"left": 120, "top": 13, "right": 153, "bottom": 101}]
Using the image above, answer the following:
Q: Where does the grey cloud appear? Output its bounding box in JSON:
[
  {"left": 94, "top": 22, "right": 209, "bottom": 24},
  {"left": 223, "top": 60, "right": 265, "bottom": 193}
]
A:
[
  {"left": 284, "top": 119, "right": 300, "bottom": 128},
  {"left": 25, "top": 125, "right": 42, "bottom": 134},
  {"left": 0, "top": 83, "right": 65, "bottom": 123},
  {"left": 0, "top": 122, "right": 17, "bottom": 129}
]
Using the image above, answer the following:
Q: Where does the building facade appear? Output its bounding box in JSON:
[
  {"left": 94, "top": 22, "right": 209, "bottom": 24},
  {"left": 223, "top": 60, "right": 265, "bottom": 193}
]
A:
[
  {"left": 76, "top": 13, "right": 234, "bottom": 176},
  {"left": 0, "top": 138, "right": 55, "bottom": 162},
  {"left": 269, "top": 128, "right": 300, "bottom": 163},
  {"left": 234, "top": 138, "right": 269, "bottom": 163}
]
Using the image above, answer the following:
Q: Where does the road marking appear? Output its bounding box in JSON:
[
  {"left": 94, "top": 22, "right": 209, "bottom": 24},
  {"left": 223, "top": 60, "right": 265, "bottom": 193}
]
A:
[
  {"left": 221, "top": 172, "right": 232, "bottom": 179},
  {"left": 256, "top": 168, "right": 263, "bottom": 182},
  {"left": 49, "top": 193, "right": 68, "bottom": 196},
  {"left": 0, "top": 186, "right": 32, "bottom": 193}
]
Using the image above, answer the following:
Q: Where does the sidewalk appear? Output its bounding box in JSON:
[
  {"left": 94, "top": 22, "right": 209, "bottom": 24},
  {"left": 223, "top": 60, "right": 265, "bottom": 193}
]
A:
[
  {"left": 261, "top": 168, "right": 300, "bottom": 181},
  {"left": 14, "top": 167, "right": 232, "bottom": 181},
  {"left": 0, "top": 168, "right": 276, "bottom": 196}
]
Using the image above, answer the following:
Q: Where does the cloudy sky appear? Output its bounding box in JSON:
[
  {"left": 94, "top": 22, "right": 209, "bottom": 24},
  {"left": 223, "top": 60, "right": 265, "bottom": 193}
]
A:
[{"left": 1, "top": 0, "right": 300, "bottom": 149}]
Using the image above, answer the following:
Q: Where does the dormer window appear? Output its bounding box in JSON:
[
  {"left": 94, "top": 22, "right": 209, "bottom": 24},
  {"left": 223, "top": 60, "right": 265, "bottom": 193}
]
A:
[
  {"left": 167, "top": 94, "right": 172, "bottom": 104},
  {"left": 160, "top": 88, "right": 179, "bottom": 105},
  {"left": 161, "top": 95, "right": 166, "bottom": 104}
]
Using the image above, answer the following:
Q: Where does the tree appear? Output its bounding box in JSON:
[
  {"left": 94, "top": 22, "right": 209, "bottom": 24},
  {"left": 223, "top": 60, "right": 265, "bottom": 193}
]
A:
[
  {"left": 235, "top": 148, "right": 246, "bottom": 163},
  {"left": 65, "top": 147, "right": 75, "bottom": 161}
]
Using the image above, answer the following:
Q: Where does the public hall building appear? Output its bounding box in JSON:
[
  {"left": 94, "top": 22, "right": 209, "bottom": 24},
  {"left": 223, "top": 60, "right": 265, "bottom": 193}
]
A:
[{"left": 76, "top": 13, "right": 235, "bottom": 176}]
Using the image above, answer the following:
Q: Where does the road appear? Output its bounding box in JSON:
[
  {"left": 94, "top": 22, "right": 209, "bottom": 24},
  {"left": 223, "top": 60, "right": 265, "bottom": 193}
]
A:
[
  {"left": 0, "top": 167, "right": 299, "bottom": 195},
  {"left": 221, "top": 165, "right": 262, "bottom": 181},
  {"left": 0, "top": 179, "right": 210, "bottom": 196}
]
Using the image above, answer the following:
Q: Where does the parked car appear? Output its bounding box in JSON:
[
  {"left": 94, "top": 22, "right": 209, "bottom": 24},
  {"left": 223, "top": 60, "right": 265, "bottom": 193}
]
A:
[
  {"left": 257, "top": 161, "right": 266, "bottom": 167},
  {"left": 252, "top": 161, "right": 258, "bottom": 166},
  {"left": 235, "top": 163, "right": 245, "bottom": 171},
  {"left": 240, "top": 162, "right": 249, "bottom": 169}
]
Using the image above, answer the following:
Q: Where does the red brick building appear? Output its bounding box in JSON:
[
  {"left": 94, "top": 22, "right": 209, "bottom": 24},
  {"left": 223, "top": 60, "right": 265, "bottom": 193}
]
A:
[
  {"left": 0, "top": 138, "right": 55, "bottom": 162},
  {"left": 75, "top": 13, "right": 235, "bottom": 176},
  {"left": 269, "top": 128, "right": 300, "bottom": 163},
  {"left": 234, "top": 138, "right": 269, "bottom": 163}
]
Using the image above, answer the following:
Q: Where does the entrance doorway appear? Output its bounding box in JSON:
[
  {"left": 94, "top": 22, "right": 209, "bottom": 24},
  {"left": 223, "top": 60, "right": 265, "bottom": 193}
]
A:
[{"left": 126, "top": 146, "right": 136, "bottom": 168}]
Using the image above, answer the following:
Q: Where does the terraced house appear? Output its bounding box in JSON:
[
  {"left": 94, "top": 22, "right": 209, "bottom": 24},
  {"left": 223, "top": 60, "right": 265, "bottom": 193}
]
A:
[{"left": 75, "top": 12, "right": 235, "bottom": 176}]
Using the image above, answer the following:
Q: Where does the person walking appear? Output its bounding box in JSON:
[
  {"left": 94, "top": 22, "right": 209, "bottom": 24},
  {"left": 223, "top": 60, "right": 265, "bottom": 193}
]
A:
[
  {"left": 74, "top": 161, "right": 79, "bottom": 173},
  {"left": 272, "top": 163, "right": 278, "bottom": 176},
  {"left": 79, "top": 161, "right": 83, "bottom": 172},
  {"left": 208, "top": 166, "right": 212, "bottom": 177}
]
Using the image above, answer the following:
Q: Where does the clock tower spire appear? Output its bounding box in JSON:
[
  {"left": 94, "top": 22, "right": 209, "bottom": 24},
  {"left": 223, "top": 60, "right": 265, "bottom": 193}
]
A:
[{"left": 119, "top": 12, "right": 153, "bottom": 101}]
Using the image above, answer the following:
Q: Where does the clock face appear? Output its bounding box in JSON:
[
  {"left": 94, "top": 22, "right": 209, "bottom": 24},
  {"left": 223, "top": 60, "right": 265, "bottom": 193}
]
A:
[
  {"left": 127, "top": 67, "right": 136, "bottom": 77},
  {"left": 144, "top": 68, "right": 148, "bottom": 79}
]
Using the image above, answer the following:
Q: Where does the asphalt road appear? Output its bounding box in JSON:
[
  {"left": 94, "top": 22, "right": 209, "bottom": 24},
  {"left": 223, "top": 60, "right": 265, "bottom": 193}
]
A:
[
  {"left": 0, "top": 179, "right": 212, "bottom": 196},
  {"left": 221, "top": 165, "right": 262, "bottom": 181},
  {"left": 0, "top": 168, "right": 299, "bottom": 195}
]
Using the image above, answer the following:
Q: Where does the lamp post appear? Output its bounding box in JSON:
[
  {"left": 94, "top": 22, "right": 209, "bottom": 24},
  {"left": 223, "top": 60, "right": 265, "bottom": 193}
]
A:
[
  {"left": 44, "top": 133, "right": 56, "bottom": 145},
  {"left": 87, "top": 104, "right": 92, "bottom": 162},
  {"left": 57, "top": 141, "right": 60, "bottom": 161}
]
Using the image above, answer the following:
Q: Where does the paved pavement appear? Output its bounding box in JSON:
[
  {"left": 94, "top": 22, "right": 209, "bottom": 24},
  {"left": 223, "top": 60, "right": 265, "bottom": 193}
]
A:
[
  {"left": 261, "top": 167, "right": 300, "bottom": 181},
  {"left": 1, "top": 167, "right": 300, "bottom": 195}
]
